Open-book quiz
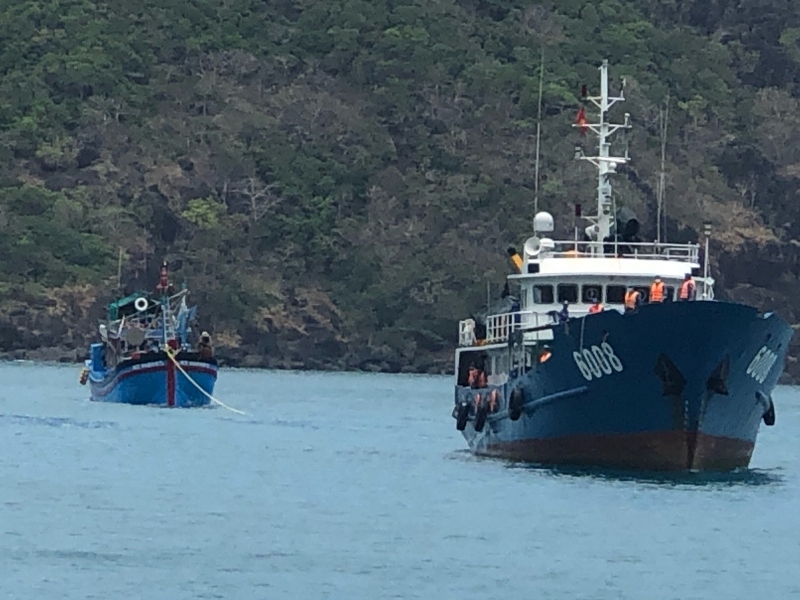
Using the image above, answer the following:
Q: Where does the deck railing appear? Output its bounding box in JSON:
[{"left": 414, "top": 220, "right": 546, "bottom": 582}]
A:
[
  {"left": 459, "top": 310, "right": 555, "bottom": 347},
  {"left": 533, "top": 240, "right": 700, "bottom": 263}
]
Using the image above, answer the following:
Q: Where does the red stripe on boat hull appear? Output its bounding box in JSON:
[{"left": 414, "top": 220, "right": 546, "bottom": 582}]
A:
[
  {"left": 166, "top": 358, "right": 175, "bottom": 407},
  {"left": 480, "top": 431, "right": 755, "bottom": 471}
]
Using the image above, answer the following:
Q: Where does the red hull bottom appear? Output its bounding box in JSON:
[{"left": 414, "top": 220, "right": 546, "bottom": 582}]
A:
[{"left": 479, "top": 431, "right": 755, "bottom": 472}]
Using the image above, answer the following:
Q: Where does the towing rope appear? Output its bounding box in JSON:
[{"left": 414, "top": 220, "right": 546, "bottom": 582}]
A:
[{"left": 164, "top": 347, "right": 246, "bottom": 415}]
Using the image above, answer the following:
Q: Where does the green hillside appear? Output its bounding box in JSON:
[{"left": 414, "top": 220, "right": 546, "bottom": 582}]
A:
[{"left": 1, "top": 0, "right": 799, "bottom": 377}]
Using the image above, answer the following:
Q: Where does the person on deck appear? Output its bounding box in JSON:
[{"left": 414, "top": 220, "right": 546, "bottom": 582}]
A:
[
  {"left": 539, "top": 344, "right": 552, "bottom": 363},
  {"left": 649, "top": 276, "right": 665, "bottom": 303},
  {"left": 507, "top": 247, "right": 523, "bottom": 273},
  {"left": 154, "top": 261, "right": 176, "bottom": 296},
  {"left": 679, "top": 273, "right": 697, "bottom": 301},
  {"left": 558, "top": 300, "right": 570, "bottom": 323},
  {"left": 198, "top": 331, "right": 213, "bottom": 359},
  {"left": 588, "top": 298, "right": 604, "bottom": 314},
  {"left": 624, "top": 287, "right": 641, "bottom": 313},
  {"left": 468, "top": 364, "right": 478, "bottom": 388}
]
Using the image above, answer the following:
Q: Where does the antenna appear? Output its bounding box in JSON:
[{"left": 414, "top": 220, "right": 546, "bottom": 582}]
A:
[
  {"left": 572, "top": 60, "right": 632, "bottom": 256},
  {"left": 116, "top": 247, "right": 123, "bottom": 293},
  {"left": 533, "top": 48, "right": 545, "bottom": 215},
  {"left": 702, "top": 221, "right": 712, "bottom": 299},
  {"left": 656, "top": 93, "right": 670, "bottom": 243}
]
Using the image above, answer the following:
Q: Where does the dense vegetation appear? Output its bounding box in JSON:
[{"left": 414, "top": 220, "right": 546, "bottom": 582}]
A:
[{"left": 0, "top": 0, "right": 799, "bottom": 376}]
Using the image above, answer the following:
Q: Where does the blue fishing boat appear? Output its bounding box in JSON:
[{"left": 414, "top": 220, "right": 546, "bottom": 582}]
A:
[
  {"left": 451, "top": 61, "right": 792, "bottom": 471},
  {"left": 81, "top": 262, "right": 217, "bottom": 407}
]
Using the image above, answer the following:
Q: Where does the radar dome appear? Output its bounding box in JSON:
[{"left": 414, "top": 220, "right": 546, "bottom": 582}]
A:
[{"left": 533, "top": 211, "right": 554, "bottom": 233}]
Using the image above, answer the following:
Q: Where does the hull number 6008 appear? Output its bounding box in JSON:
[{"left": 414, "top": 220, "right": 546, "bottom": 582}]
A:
[
  {"left": 573, "top": 342, "right": 624, "bottom": 381},
  {"left": 747, "top": 346, "right": 778, "bottom": 384}
]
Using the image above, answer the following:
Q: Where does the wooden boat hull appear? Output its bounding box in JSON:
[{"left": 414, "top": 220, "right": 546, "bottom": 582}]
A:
[{"left": 87, "top": 351, "right": 217, "bottom": 407}]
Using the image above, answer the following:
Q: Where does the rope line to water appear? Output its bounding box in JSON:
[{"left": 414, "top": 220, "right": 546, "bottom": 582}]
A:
[{"left": 164, "top": 348, "right": 246, "bottom": 415}]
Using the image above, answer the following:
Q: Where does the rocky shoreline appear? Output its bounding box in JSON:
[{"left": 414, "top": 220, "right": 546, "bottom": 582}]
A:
[
  {"left": 2, "top": 341, "right": 796, "bottom": 385},
  {"left": 0, "top": 345, "right": 453, "bottom": 375}
]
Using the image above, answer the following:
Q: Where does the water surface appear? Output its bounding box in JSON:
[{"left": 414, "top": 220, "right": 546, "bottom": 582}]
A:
[{"left": 1, "top": 363, "right": 799, "bottom": 599}]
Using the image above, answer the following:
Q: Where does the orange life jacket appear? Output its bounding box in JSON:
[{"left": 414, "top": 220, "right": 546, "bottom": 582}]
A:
[
  {"left": 510, "top": 253, "right": 523, "bottom": 272},
  {"left": 624, "top": 290, "right": 639, "bottom": 310},
  {"left": 649, "top": 281, "right": 665, "bottom": 302},
  {"left": 588, "top": 303, "right": 604, "bottom": 314},
  {"left": 679, "top": 279, "right": 696, "bottom": 300}
]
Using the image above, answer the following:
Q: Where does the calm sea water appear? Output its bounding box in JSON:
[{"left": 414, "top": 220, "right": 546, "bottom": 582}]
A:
[{"left": 1, "top": 362, "right": 799, "bottom": 599}]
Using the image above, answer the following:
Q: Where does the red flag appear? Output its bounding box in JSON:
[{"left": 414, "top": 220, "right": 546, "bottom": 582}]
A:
[{"left": 575, "top": 107, "right": 588, "bottom": 135}]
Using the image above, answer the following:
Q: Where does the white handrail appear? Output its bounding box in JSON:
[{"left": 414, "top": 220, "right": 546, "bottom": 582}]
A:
[{"left": 529, "top": 239, "right": 699, "bottom": 263}]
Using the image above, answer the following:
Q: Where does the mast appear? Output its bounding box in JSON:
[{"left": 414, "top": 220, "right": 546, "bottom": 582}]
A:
[
  {"left": 533, "top": 48, "right": 545, "bottom": 215},
  {"left": 573, "top": 60, "right": 631, "bottom": 255},
  {"left": 656, "top": 93, "right": 670, "bottom": 243}
]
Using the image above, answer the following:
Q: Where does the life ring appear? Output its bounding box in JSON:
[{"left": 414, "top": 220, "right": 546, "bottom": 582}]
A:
[
  {"left": 509, "top": 388, "right": 524, "bottom": 421},
  {"left": 134, "top": 297, "right": 149, "bottom": 312}
]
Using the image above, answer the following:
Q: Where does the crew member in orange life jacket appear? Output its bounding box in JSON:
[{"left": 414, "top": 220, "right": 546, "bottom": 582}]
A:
[
  {"left": 649, "top": 276, "right": 665, "bottom": 303},
  {"left": 468, "top": 363, "right": 487, "bottom": 389},
  {"left": 467, "top": 364, "right": 478, "bottom": 387},
  {"left": 539, "top": 344, "right": 552, "bottom": 363},
  {"left": 679, "top": 273, "right": 697, "bottom": 301},
  {"left": 624, "top": 287, "right": 641, "bottom": 313},
  {"left": 507, "top": 246, "right": 523, "bottom": 273},
  {"left": 588, "top": 298, "right": 604, "bottom": 314}
]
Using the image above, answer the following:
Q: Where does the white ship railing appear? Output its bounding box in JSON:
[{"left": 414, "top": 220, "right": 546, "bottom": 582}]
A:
[
  {"left": 459, "top": 311, "right": 555, "bottom": 347},
  {"left": 485, "top": 310, "right": 552, "bottom": 344},
  {"left": 533, "top": 240, "right": 700, "bottom": 263}
]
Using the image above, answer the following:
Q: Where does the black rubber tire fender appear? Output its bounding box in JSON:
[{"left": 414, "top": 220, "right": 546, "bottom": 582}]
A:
[
  {"left": 763, "top": 398, "right": 776, "bottom": 426},
  {"left": 456, "top": 401, "right": 470, "bottom": 431},
  {"left": 509, "top": 388, "right": 524, "bottom": 421},
  {"left": 474, "top": 396, "right": 489, "bottom": 432}
]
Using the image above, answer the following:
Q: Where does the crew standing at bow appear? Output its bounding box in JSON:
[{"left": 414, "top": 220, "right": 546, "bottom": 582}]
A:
[
  {"left": 198, "top": 331, "right": 213, "bottom": 359},
  {"left": 624, "top": 287, "right": 641, "bottom": 313},
  {"left": 679, "top": 274, "right": 696, "bottom": 301},
  {"left": 588, "top": 298, "right": 604, "bottom": 313},
  {"left": 649, "top": 276, "right": 665, "bottom": 303}
]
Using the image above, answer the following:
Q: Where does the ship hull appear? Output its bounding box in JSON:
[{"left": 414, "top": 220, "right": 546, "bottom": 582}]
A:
[
  {"left": 454, "top": 301, "right": 791, "bottom": 471},
  {"left": 88, "top": 351, "right": 217, "bottom": 408}
]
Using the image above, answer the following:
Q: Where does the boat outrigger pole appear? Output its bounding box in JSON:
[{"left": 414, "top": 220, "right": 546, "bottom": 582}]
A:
[{"left": 573, "top": 60, "right": 632, "bottom": 256}]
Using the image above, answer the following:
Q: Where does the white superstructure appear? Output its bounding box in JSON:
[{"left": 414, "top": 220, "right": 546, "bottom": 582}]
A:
[{"left": 459, "top": 60, "right": 713, "bottom": 347}]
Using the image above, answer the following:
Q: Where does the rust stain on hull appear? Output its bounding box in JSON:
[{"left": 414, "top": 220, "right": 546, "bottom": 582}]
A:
[{"left": 480, "top": 431, "right": 754, "bottom": 472}]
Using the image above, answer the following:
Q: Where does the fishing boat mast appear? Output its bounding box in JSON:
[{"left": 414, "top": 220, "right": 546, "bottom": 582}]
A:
[{"left": 573, "top": 60, "right": 632, "bottom": 256}]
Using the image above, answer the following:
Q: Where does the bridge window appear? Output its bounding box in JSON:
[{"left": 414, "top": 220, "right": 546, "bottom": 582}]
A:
[
  {"left": 533, "top": 284, "right": 554, "bottom": 304},
  {"left": 606, "top": 285, "right": 626, "bottom": 303},
  {"left": 557, "top": 284, "right": 578, "bottom": 304},
  {"left": 582, "top": 284, "right": 602, "bottom": 303}
]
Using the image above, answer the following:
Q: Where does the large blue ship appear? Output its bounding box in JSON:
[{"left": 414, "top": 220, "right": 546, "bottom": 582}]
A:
[
  {"left": 451, "top": 61, "right": 791, "bottom": 471},
  {"left": 81, "top": 262, "right": 217, "bottom": 408}
]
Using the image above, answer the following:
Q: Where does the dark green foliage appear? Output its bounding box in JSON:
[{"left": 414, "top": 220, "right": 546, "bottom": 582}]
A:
[{"left": 0, "top": 0, "right": 799, "bottom": 369}]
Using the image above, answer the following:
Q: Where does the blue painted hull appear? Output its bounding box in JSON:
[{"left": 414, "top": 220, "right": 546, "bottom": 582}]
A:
[
  {"left": 454, "top": 301, "right": 792, "bottom": 471},
  {"left": 88, "top": 352, "right": 217, "bottom": 408}
]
